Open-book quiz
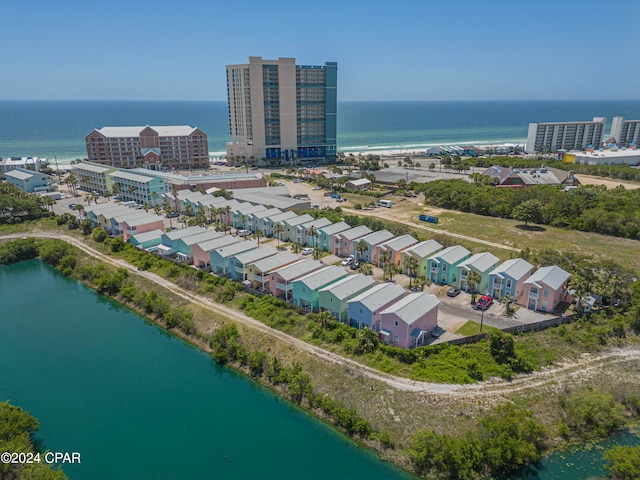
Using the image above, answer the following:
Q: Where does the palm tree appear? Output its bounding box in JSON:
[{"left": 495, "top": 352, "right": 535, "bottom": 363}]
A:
[
  {"left": 171, "top": 187, "right": 179, "bottom": 212},
  {"left": 112, "top": 183, "right": 120, "bottom": 200},
  {"left": 379, "top": 249, "right": 391, "bottom": 269},
  {"left": 273, "top": 223, "right": 284, "bottom": 249},
  {"left": 151, "top": 191, "right": 159, "bottom": 207},
  {"left": 384, "top": 262, "right": 398, "bottom": 282},
  {"left": 73, "top": 203, "right": 84, "bottom": 218},
  {"left": 358, "top": 263, "right": 373, "bottom": 276},
  {"left": 318, "top": 311, "right": 333, "bottom": 329},
  {"left": 414, "top": 275, "right": 429, "bottom": 292},
  {"left": 402, "top": 256, "right": 419, "bottom": 289},
  {"left": 466, "top": 269, "right": 483, "bottom": 304},
  {"left": 153, "top": 204, "right": 162, "bottom": 216},
  {"left": 240, "top": 214, "right": 247, "bottom": 232},
  {"left": 142, "top": 202, "right": 150, "bottom": 213},
  {"left": 306, "top": 224, "right": 318, "bottom": 249},
  {"left": 357, "top": 327, "right": 379, "bottom": 354},
  {"left": 291, "top": 242, "right": 302, "bottom": 254},
  {"left": 253, "top": 229, "right": 263, "bottom": 246},
  {"left": 355, "top": 240, "right": 368, "bottom": 261}
]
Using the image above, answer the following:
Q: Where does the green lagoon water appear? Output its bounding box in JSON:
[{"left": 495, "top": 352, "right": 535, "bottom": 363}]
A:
[{"left": 0, "top": 260, "right": 413, "bottom": 480}]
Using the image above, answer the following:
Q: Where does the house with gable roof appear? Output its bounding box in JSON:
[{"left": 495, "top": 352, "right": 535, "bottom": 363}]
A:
[
  {"left": 456, "top": 251, "right": 501, "bottom": 293},
  {"left": 523, "top": 265, "right": 571, "bottom": 312},
  {"left": 348, "top": 283, "right": 406, "bottom": 330},
  {"left": 426, "top": 245, "right": 471, "bottom": 285},
  {"left": 378, "top": 292, "right": 440, "bottom": 348},
  {"left": 488, "top": 258, "right": 534, "bottom": 303}
]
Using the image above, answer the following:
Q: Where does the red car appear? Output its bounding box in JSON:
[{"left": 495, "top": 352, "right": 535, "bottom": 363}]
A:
[{"left": 475, "top": 295, "right": 493, "bottom": 310}]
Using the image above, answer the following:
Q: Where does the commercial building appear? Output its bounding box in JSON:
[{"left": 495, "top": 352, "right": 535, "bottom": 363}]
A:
[
  {"left": 132, "top": 169, "right": 267, "bottom": 192},
  {"left": 85, "top": 125, "right": 208, "bottom": 170},
  {"left": 109, "top": 170, "right": 167, "bottom": 206},
  {"left": 73, "top": 161, "right": 117, "bottom": 195},
  {"left": 225, "top": 56, "right": 337, "bottom": 166},
  {"left": 525, "top": 117, "right": 606, "bottom": 153},
  {"left": 0, "top": 157, "right": 48, "bottom": 174},
  {"left": 610, "top": 117, "right": 640, "bottom": 147},
  {"left": 4, "top": 168, "right": 53, "bottom": 193},
  {"left": 561, "top": 149, "right": 640, "bottom": 166}
]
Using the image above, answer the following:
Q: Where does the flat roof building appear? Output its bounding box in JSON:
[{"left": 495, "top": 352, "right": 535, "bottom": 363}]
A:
[
  {"left": 526, "top": 117, "right": 606, "bottom": 153},
  {"left": 226, "top": 56, "right": 337, "bottom": 166},
  {"left": 610, "top": 117, "right": 640, "bottom": 148}
]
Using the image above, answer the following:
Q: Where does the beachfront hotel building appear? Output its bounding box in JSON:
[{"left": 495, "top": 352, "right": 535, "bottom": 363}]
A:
[
  {"left": 85, "top": 126, "right": 209, "bottom": 170},
  {"left": 525, "top": 117, "right": 606, "bottom": 153},
  {"left": 610, "top": 116, "right": 640, "bottom": 147},
  {"left": 225, "top": 56, "right": 337, "bottom": 167}
]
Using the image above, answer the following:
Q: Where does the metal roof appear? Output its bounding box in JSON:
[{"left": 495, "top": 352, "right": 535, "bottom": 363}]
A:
[
  {"left": 489, "top": 258, "right": 534, "bottom": 281},
  {"left": 349, "top": 283, "right": 405, "bottom": 311},
  {"left": 406, "top": 239, "right": 443, "bottom": 258},
  {"left": 524, "top": 265, "right": 570, "bottom": 290},
  {"left": 381, "top": 234, "right": 418, "bottom": 252},
  {"left": 294, "top": 266, "right": 347, "bottom": 291},
  {"left": 212, "top": 240, "right": 258, "bottom": 258},
  {"left": 271, "top": 258, "right": 323, "bottom": 281},
  {"left": 284, "top": 214, "right": 314, "bottom": 227},
  {"left": 130, "top": 229, "right": 164, "bottom": 243},
  {"left": 319, "top": 221, "right": 351, "bottom": 235},
  {"left": 358, "top": 229, "right": 395, "bottom": 247},
  {"left": 458, "top": 251, "right": 500, "bottom": 273},
  {"left": 339, "top": 225, "right": 372, "bottom": 241},
  {"left": 163, "top": 226, "right": 207, "bottom": 241},
  {"left": 319, "top": 274, "right": 375, "bottom": 301},
  {"left": 232, "top": 246, "right": 278, "bottom": 265},
  {"left": 248, "top": 252, "right": 299, "bottom": 273},
  {"left": 300, "top": 217, "right": 332, "bottom": 230},
  {"left": 97, "top": 125, "right": 198, "bottom": 137},
  {"left": 124, "top": 214, "right": 164, "bottom": 227},
  {"left": 429, "top": 245, "right": 470, "bottom": 265},
  {"left": 181, "top": 230, "right": 222, "bottom": 246},
  {"left": 380, "top": 292, "right": 440, "bottom": 325},
  {"left": 196, "top": 235, "right": 240, "bottom": 252}
]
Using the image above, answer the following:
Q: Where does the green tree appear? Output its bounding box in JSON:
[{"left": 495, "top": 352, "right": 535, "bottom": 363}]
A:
[
  {"left": 355, "top": 240, "right": 368, "bottom": 261},
  {"left": 273, "top": 223, "right": 284, "bottom": 249},
  {"left": 560, "top": 388, "right": 625, "bottom": 439},
  {"left": 358, "top": 263, "right": 373, "bottom": 276},
  {"left": 356, "top": 327, "right": 379, "bottom": 354},
  {"left": 402, "top": 255, "right": 419, "bottom": 289},
  {"left": 384, "top": 262, "right": 398, "bottom": 282},
  {"left": 604, "top": 445, "right": 640, "bottom": 480},
  {"left": 512, "top": 199, "right": 544, "bottom": 226},
  {"left": 466, "top": 269, "right": 482, "bottom": 303}
]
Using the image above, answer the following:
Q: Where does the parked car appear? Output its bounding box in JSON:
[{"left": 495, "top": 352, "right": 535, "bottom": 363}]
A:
[
  {"left": 68, "top": 203, "right": 76, "bottom": 210},
  {"left": 431, "top": 326, "right": 445, "bottom": 338},
  {"left": 237, "top": 229, "right": 252, "bottom": 237},
  {"left": 350, "top": 260, "right": 361, "bottom": 270},
  {"left": 447, "top": 288, "right": 461, "bottom": 297},
  {"left": 475, "top": 295, "right": 493, "bottom": 310},
  {"left": 166, "top": 211, "right": 180, "bottom": 218},
  {"left": 301, "top": 248, "right": 314, "bottom": 255},
  {"left": 329, "top": 193, "right": 341, "bottom": 199},
  {"left": 312, "top": 186, "right": 322, "bottom": 191},
  {"left": 341, "top": 255, "right": 355, "bottom": 266},
  {"left": 293, "top": 178, "right": 304, "bottom": 183},
  {"left": 311, "top": 204, "right": 320, "bottom": 209}
]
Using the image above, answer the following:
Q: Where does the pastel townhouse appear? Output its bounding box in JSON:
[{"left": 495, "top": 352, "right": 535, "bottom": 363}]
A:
[
  {"left": 297, "top": 217, "right": 332, "bottom": 247},
  {"left": 426, "top": 245, "right": 471, "bottom": 285},
  {"left": 488, "top": 258, "right": 534, "bottom": 303},
  {"left": 522, "top": 265, "right": 571, "bottom": 312},
  {"left": 174, "top": 230, "right": 222, "bottom": 264},
  {"left": 120, "top": 214, "right": 164, "bottom": 241},
  {"left": 84, "top": 203, "right": 124, "bottom": 228},
  {"left": 347, "top": 283, "right": 406, "bottom": 330},
  {"left": 318, "top": 274, "right": 376, "bottom": 322},
  {"left": 353, "top": 230, "right": 395, "bottom": 264},
  {"left": 232, "top": 204, "right": 266, "bottom": 230},
  {"left": 213, "top": 199, "right": 242, "bottom": 226},
  {"left": 377, "top": 234, "right": 418, "bottom": 268},
  {"left": 229, "top": 246, "right": 278, "bottom": 282},
  {"left": 128, "top": 229, "right": 164, "bottom": 251},
  {"left": 263, "top": 211, "right": 297, "bottom": 237},
  {"left": 333, "top": 225, "right": 372, "bottom": 257},
  {"left": 110, "top": 211, "right": 154, "bottom": 237},
  {"left": 399, "top": 239, "right": 443, "bottom": 277},
  {"left": 456, "top": 252, "right": 501, "bottom": 293},
  {"left": 249, "top": 208, "right": 282, "bottom": 233},
  {"left": 267, "top": 258, "right": 324, "bottom": 301},
  {"left": 378, "top": 292, "right": 440, "bottom": 348},
  {"left": 109, "top": 170, "right": 166, "bottom": 207},
  {"left": 317, "top": 221, "right": 351, "bottom": 252},
  {"left": 281, "top": 214, "right": 314, "bottom": 242},
  {"left": 192, "top": 235, "right": 241, "bottom": 268},
  {"left": 159, "top": 226, "right": 207, "bottom": 256},
  {"left": 246, "top": 252, "right": 299, "bottom": 290},
  {"left": 209, "top": 240, "right": 259, "bottom": 275},
  {"left": 291, "top": 266, "right": 348, "bottom": 312}
]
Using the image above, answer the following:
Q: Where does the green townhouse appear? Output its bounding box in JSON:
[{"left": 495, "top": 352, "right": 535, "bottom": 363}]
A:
[
  {"left": 291, "top": 266, "right": 348, "bottom": 312},
  {"left": 109, "top": 170, "right": 166, "bottom": 207},
  {"left": 399, "top": 239, "right": 444, "bottom": 278},
  {"left": 228, "top": 246, "right": 279, "bottom": 282},
  {"left": 426, "top": 245, "right": 471, "bottom": 285},
  {"left": 316, "top": 221, "right": 351, "bottom": 252},
  {"left": 262, "top": 211, "right": 297, "bottom": 237},
  {"left": 318, "top": 274, "right": 376, "bottom": 323},
  {"left": 456, "top": 251, "right": 501, "bottom": 294},
  {"left": 281, "top": 214, "right": 314, "bottom": 242},
  {"left": 209, "top": 240, "right": 259, "bottom": 276}
]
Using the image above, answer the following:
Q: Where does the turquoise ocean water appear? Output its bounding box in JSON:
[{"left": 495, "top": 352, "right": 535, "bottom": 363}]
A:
[{"left": 2, "top": 100, "right": 640, "bottom": 163}]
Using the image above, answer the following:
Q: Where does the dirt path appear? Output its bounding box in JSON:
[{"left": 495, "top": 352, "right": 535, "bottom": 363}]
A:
[{"left": 5, "top": 232, "right": 639, "bottom": 398}]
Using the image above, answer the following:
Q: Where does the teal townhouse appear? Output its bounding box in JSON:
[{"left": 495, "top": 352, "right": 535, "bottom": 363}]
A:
[
  {"left": 129, "top": 229, "right": 164, "bottom": 251},
  {"left": 378, "top": 234, "right": 418, "bottom": 268},
  {"left": 4, "top": 167, "right": 53, "bottom": 193},
  {"left": 192, "top": 235, "right": 241, "bottom": 268},
  {"left": 267, "top": 258, "right": 324, "bottom": 300},
  {"left": 399, "top": 239, "right": 444, "bottom": 277},
  {"left": 281, "top": 214, "right": 314, "bottom": 242},
  {"left": 333, "top": 225, "right": 372, "bottom": 257},
  {"left": 232, "top": 203, "right": 266, "bottom": 229},
  {"left": 347, "top": 283, "right": 406, "bottom": 330},
  {"left": 262, "top": 211, "right": 297, "bottom": 237},
  {"left": 353, "top": 229, "right": 394, "bottom": 264},
  {"left": 109, "top": 170, "right": 166, "bottom": 207},
  {"left": 296, "top": 217, "right": 332, "bottom": 247},
  {"left": 456, "top": 251, "right": 501, "bottom": 294},
  {"left": 162, "top": 189, "right": 204, "bottom": 212},
  {"left": 488, "top": 258, "right": 534, "bottom": 304},
  {"left": 426, "top": 245, "right": 471, "bottom": 285},
  {"left": 73, "top": 161, "right": 116, "bottom": 195},
  {"left": 173, "top": 230, "right": 222, "bottom": 263},
  {"left": 159, "top": 226, "right": 207, "bottom": 255},
  {"left": 316, "top": 221, "right": 351, "bottom": 252},
  {"left": 246, "top": 252, "right": 299, "bottom": 290},
  {"left": 209, "top": 240, "right": 258, "bottom": 275},
  {"left": 318, "top": 274, "right": 376, "bottom": 322},
  {"left": 291, "top": 266, "right": 347, "bottom": 312},
  {"left": 248, "top": 208, "right": 282, "bottom": 232},
  {"left": 229, "top": 246, "right": 279, "bottom": 282}
]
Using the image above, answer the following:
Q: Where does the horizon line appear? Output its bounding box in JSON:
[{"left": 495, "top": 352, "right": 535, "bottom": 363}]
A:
[{"left": 1, "top": 98, "right": 639, "bottom": 102}]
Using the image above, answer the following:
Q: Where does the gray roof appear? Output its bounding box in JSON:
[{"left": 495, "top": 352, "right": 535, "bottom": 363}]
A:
[
  {"left": 267, "top": 211, "right": 298, "bottom": 223},
  {"left": 490, "top": 258, "right": 534, "bottom": 281},
  {"left": 232, "top": 191, "right": 310, "bottom": 210},
  {"left": 110, "top": 170, "right": 156, "bottom": 183},
  {"left": 349, "top": 283, "right": 405, "bottom": 312},
  {"left": 339, "top": 225, "right": 372, "bottom": 241},
  {"left": 358, "top": 229, "right": 395, "bottom": 247},
  {"left": 229, "top": 186, "right": 290, "bottom": 196},
  {"left": 130, "top": 229, "right": 164, "bottom": 243},
  {"left": 428, "top": 245, "right": 470, "bottom": 265},
  {"left": 124, "top": 214, "right": 164, "bottom": 227},
  {"left": 251, "top": 208, "right": 283, "bottom": 220},
  {"left": 271, "top": 258, "right": 324, "bottom": 282},
  {"left": 458, "top": 252, "right": 500, "bottom": 274},
  {"left": 5, "top": 169, "right": 37, "bottom": 180},
  {"left": 163, "top": 226, "right": 207, "bottom": 241},
  {"left": 249, "top": 252, "right": 299, "bottom": 273},
  {"left": 182, "top": 230, "right": 222, "bottom": 246},
  {"left": 97, "top": 125, "right": 198, "bottom": 137},
  {"left": 284, "top": 214, "right": 314, "bottom": 227},
  {"left": 232, "top": 246, "right": 278, "bottom": 265},
  {"left": 405, "top": 239, "right": 443, "bottom": 258},
  {"left": 381, "top": 234, "right": 418, "bottom": 252},
  {"left": 524, "top": 265, "right": 570, "bottom": 290},
  {"left": 75, "top": 162, "right": 115, "bottom": 174},
  {"left": 319, "top": 274, "right": 376, "bottom": 301},
  {"left": 234, "top": 204, "right": 267, "bottom": 216},
  {"left": 196, "top": 235, "right": 240, "bottom": 252},
  {"left": 213, "top": 240, "right": 258, "bottom": 258},
  {"left": 380, "top": 292, "right": 440, "bottom": 325},
  {"left": 300, "top": 217, "right": 332, "bottom": 230},
  {"left": 294, "top": 266, "right": 347, "bottom": 291},
  {"left": 319, "top": 221, "right": 351, "bottom": 235},
  {"left": 111, "top": 210, "right": 152, "bottom": 223}
]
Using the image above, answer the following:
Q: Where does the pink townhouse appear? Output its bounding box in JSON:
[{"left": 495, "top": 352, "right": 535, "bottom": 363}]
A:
[
  {"left": 192, "top": 236, "right": 241, "bottom": 268},
  {"left": 379, "top": 292, "right": 441, "bottom": 349},
  {"left": 522, "top": 265, "right": 571, "bottom": 312},
  {"left": 121, "top": 214, "right": 164, "bottom": 241},
  {"left": 267, "top": 258, "right": 324, "bottom": 301},
  {"left": 333, "top": 225, "right": 372, "bottom": 257}
]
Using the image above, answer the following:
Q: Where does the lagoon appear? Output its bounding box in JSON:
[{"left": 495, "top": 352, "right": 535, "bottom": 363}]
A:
[{"left": 0, "top": 260, "right": 413, "bottom": 480}]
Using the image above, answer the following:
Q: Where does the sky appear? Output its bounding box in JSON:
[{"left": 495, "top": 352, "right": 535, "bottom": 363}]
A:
[{"left": 1, "top": 0, "right": 639, "bottom": 101}]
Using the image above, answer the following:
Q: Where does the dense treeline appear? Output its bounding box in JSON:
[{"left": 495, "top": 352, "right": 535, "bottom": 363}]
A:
[
  {"left": 414, "top": 179, "right": 640, "bottom": 239},
  {"left": 0, "top": 183, "right": 53, "bottom": 224},
  {"left": 0, "top": 401, "right": 68, "bottom": 480}
]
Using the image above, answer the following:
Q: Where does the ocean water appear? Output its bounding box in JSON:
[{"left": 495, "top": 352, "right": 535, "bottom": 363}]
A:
[{"left": 1, "top": 99, "right": 640, "bottom": 164}]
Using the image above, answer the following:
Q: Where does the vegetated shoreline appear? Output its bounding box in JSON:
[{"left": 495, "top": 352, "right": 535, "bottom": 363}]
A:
[{"left": 2, "top": 231, "right": 640, "bottom": 478}]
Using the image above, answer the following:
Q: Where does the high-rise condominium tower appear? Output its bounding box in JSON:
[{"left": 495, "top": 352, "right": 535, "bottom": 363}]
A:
[{"left": 226, "top": 57, "right": 337, "bottom": 166}]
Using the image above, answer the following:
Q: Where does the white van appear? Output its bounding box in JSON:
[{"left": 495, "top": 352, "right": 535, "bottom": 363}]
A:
[{"left": 377, "top": 199, "right": 393, "bottom": 208}]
